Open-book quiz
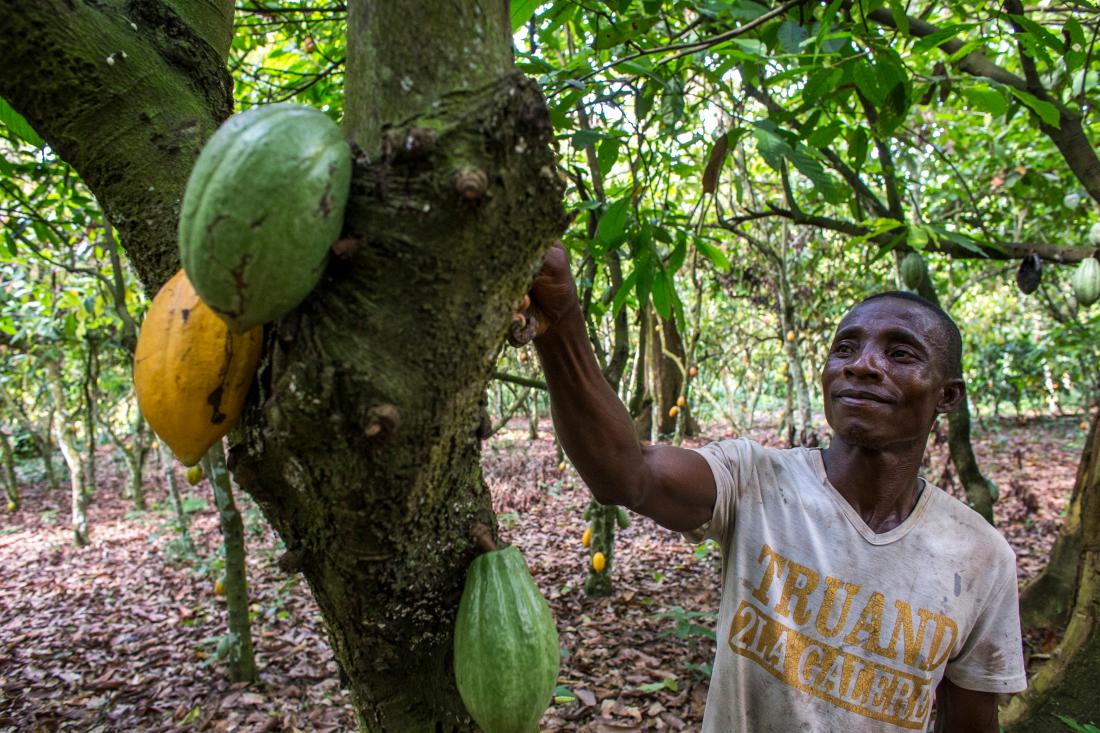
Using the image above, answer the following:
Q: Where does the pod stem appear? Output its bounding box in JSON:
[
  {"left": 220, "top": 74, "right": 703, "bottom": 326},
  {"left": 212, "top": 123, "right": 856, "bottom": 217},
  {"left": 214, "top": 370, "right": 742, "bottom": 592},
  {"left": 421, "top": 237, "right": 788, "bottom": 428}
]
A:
[{"left": 471, "top": 523, "right": 498, "bottom": 555}]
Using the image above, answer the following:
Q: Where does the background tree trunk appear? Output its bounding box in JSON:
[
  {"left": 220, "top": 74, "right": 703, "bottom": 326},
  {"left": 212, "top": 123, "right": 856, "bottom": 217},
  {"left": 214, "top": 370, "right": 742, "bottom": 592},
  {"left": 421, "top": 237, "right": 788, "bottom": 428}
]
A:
[
  {"left": 916, "top": 277, "right": 996, "bottom": 523},
  {"left": 160, "top": 442, "right": 195, "bottom": 556},
  {"left": 1003, "top": 410, "right": 1100, "bottom": 730},
  {"left": 0, "top": 430, "right": 18, "bottom": 512},
  {"left": 45, "top": 359, "right": 89, "bottom": 546},
  {"left": 201, "top": 443, "right": 257, "bottom": 684}
]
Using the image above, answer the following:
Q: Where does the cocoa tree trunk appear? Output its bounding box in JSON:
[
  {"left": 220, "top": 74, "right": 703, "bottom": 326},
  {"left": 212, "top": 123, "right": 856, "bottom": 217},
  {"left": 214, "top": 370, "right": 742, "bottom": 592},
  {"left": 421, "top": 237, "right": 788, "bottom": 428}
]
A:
[
  {"left": 1002, "top": 409, "right": 1100, "bottom": 730},
  {"left": 0, "top": 382, "right": 59, "bottom": 493},
  {"left": 224, "top": 4, "right": 565, "bottom": 727},
  {"left": 6, "top": 1, "right": 559, "bottom": 726}
]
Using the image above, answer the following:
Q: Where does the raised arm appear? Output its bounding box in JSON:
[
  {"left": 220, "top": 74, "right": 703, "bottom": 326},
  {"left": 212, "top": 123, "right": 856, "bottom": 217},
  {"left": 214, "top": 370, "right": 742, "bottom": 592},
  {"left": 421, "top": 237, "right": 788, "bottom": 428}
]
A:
[{"left": 528, "top": 243, "right": 716, "bottom": 532}]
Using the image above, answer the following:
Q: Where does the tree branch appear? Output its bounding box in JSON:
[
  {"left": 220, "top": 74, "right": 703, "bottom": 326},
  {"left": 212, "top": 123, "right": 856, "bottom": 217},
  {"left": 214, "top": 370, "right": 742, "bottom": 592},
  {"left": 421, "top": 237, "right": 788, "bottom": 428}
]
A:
[
  {"left": 863, "top": 4, "right": 1100, "bottom": 204},
  {"left": 0, "top": 0, "right": 234, "bottom": 292}
]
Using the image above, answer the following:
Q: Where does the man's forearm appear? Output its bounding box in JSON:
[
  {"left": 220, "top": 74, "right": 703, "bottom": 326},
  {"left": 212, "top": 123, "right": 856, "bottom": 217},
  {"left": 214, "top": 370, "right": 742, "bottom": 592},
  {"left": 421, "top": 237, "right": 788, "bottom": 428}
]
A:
[{"left": 534, "top": 303, "right": 648, "bottom": 507}]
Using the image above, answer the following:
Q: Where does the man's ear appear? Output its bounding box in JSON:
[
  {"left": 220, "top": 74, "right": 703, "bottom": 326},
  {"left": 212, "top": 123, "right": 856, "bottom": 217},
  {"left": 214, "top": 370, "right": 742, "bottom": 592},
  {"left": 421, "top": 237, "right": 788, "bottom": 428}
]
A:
[{"left": 937, "top": 378, "right": 966, "bottom": 414}]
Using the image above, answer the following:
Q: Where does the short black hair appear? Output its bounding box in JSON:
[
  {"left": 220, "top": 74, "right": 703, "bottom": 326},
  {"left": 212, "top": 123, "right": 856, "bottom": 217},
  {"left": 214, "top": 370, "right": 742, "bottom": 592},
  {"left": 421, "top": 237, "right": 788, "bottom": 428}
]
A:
[{"left": 853, "top": 291, "right": 963, "bottom": 380}]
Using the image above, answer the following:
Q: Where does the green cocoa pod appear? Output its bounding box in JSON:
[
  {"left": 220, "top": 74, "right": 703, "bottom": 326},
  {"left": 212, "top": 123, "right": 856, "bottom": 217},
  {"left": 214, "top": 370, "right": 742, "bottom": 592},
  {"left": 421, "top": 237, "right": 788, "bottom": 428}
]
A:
[
  {"left": 1089, "top": 222, "right": 1100, "bottom": 247},
  {"left": 1073, "top": 256, "right": 1100, "bottom": 307},
  {"left": 179, "top": 103, "right": 352, "bottom": 332},
  {"left": 582, "top": 505, "right": 593, "bottom": 521},
  {"left": 454, "top": 545, "right": 559, "bottom": 733},
  {"left": 616, "top": 506, "right": 630, "bottom": 530},
  {"left": 900, "top": 252, "right": 926, "bottom": 290},
  {"left": 1016, "top": 254, "right": 1042, "bottom": 295}
]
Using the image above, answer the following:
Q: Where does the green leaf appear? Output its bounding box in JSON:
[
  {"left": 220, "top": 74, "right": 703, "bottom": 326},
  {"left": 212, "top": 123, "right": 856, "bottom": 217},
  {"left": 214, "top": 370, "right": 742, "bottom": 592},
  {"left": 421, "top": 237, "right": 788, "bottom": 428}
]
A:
[
  {"left": 1009, "top": 88, "right": 1061, "bottom": 128},
  {"left": 651, "top": 268, "right": 673, "bottom": 320},
  {"left": 777, "top": 21, "right": 807, "bottom": 54},
  {"left": 596, "top": 197, "right": 631, "bottom": 248},
  {"left": 1008, "top": 14, "right": 1064, "bottom": 52},
  {"left": 571, "top": 129, "right": 606, "bottom": 149},
  {"left": 959, "top": 86, "right": 1007, "bottom": 116},
  {"left": 790, "top": 145, "right": 841, "bottom": 202},
  {"left": 597, "top": 139, "right": 620, "bottom": 177},
  {"left": 0, "top": 98, "right": 44, "bottom": 148},
  {"left": 911, "top": 24, "right": 968, "bottom": 54},
  {"left": 510, "top": 0, "right": 541, "bottom": 31},
  {"left": 611, "top": 269, "right": 638, "bottom": 317},
  {"left": 887, "top": 0, "right": 909, "bottom": 36},
  {"left": 695, "top": 239, "right": 731, "bottom": 273},
  {"left": 853, "top": 61, "right": 884, "bottom": 107},
  {"left": 806, "top": 120, "right": 843, "bottom": 149},
  {"left": 847, "top": 127, "right": 869, "bottom": 170},
  {"left": 668, "top": 234, "right": 687, "bottom": 274}
]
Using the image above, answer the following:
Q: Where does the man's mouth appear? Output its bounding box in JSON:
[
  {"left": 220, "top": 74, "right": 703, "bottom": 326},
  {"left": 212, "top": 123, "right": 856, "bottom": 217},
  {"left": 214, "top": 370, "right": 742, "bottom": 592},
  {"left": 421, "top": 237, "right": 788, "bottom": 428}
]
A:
[{"left": 834, "top": 389, "right": 892, "bottom": 404}]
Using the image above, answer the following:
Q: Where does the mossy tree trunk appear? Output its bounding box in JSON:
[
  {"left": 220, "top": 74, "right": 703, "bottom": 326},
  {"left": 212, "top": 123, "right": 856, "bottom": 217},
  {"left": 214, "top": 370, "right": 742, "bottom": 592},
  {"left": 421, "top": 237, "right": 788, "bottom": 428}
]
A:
[
  {"left": 201, "top": 442, "right": 257, "bottom": 684},
  {"left": 82, "top": 338, "right": 99, "bottom": 503},
  {"left": 1003, "top": 409, "right": 1100, "bottom": 730},
  {"left": 228, "top": 4, "right": 564, "bottom": 728}
]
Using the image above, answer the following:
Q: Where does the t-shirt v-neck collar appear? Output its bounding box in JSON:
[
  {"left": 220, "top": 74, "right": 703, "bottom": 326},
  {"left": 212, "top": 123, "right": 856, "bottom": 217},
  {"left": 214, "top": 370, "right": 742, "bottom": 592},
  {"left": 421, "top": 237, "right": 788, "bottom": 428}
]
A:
[{"left": 806, "top": 448, "right": 933, "bottom": 545}]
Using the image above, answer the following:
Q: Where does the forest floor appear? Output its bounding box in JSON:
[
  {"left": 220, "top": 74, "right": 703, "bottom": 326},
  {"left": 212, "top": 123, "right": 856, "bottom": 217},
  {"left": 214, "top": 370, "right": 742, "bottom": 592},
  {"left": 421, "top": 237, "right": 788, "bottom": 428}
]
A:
[{"left": 0, "top": 413, "right": 1087, "bottom": 733}]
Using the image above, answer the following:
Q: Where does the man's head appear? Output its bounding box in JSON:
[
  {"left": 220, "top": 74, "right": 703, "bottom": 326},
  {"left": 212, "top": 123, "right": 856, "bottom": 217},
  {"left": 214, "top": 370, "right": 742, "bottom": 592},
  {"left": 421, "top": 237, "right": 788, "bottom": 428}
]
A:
[{"left": 821, "top": 292, "right": 965, "bottom": 449}]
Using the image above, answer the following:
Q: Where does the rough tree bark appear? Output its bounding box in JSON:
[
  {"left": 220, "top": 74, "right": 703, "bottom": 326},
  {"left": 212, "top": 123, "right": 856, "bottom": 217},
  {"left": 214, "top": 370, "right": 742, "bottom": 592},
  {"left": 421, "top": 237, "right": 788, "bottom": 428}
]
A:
[
  {"left": 225, "top": 3, "right": 565, "bottom": 727},
  {"left": 1003, "top": 409, "right": 1100, "bottom": 730}
]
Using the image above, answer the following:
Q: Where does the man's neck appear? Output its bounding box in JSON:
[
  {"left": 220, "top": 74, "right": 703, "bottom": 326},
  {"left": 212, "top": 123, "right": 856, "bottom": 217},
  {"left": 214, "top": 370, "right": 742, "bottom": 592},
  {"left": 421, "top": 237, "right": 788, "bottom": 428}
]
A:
[{"left": 821, "top": 436, "right": 926, "bottom": 534}]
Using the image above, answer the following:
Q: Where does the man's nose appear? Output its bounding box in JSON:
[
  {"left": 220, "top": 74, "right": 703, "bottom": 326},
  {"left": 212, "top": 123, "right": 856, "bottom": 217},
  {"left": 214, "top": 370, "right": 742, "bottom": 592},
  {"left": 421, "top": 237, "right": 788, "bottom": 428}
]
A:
[{"left": 843, "top": 348, "right": 885, "bottom": 379}]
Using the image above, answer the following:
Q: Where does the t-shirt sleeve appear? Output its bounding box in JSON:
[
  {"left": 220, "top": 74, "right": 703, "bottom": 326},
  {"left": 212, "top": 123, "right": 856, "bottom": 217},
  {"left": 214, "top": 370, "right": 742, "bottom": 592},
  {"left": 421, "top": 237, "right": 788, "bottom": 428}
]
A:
[
  {"left": 945, "top": 542, "right": 1028, "bottom": 694},
  {"left": 682, "top": 438, "right": 753, "bottom": 546}
]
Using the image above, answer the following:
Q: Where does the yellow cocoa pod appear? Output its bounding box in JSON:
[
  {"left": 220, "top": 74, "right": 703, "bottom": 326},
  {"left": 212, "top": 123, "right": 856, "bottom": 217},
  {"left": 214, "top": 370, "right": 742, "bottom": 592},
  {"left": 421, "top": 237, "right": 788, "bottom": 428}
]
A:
[
  {"left": 185, "top": 464, "right": 205, "bottom": 486},
  {"left": 676, "top": 395, "right": 686, "bottom": 408},
  {"left": 592, "top": 552, "right": 606, "bottom": 573},
  {"left": 689, "top": 366, "right": 697, "bottom": 378},
  {"left": 134, "top": 270, "right": 262, "bottom": 467},
  {"left": 668, "top": 405, "right": 679, "bottom": 418},
  {"left": 786, "top": 330, "right": 795, "bottom": 342},
  {"left": 582, "top": 527, "right": 592, "bottom": 547},
  {"left": 214, "top": 579, "right": 226, "bottom": 597}
]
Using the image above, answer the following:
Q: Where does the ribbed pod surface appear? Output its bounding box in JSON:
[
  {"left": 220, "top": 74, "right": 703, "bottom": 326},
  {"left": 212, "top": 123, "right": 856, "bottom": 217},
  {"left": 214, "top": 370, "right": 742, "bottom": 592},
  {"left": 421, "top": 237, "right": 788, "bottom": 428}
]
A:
[{"left": 454, "top": 545, "right": 559, "bottom": 733}]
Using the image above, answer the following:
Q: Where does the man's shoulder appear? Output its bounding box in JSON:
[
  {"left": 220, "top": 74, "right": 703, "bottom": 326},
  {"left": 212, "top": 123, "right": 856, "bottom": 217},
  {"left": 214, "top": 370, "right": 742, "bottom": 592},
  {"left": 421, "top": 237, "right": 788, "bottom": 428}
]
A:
[{"left": 924, "top": 482, "right": 1016, "bottom": 563}]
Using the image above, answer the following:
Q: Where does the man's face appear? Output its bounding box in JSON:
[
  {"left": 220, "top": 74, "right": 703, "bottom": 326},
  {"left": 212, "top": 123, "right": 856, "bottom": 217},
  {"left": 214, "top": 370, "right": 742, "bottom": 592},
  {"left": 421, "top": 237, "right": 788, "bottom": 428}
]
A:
[{"left": 821, "top": 298, "right": 962, "bottom": 449}]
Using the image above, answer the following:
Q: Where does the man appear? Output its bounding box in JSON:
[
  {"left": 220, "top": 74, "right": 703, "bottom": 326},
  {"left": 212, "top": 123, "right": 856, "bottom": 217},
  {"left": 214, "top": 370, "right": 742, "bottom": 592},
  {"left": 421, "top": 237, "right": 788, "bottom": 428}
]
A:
[{"left": 526, "top": 243, "right": 1026, "bottom": 732}]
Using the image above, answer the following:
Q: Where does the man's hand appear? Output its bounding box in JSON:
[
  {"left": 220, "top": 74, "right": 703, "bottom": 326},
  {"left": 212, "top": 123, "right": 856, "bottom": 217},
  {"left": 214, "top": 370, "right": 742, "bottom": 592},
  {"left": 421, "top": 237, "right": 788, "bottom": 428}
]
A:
[{"left": 509, "top": 241, "right": 580, "bottom": 347}]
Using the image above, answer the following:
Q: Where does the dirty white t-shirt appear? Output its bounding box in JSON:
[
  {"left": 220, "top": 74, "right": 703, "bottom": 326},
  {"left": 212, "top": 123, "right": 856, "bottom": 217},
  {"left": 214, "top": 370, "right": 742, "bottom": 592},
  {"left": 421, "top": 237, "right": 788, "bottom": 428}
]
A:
[{"left": 687, "top": 438, "right": 1027, "bottom": 733}]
